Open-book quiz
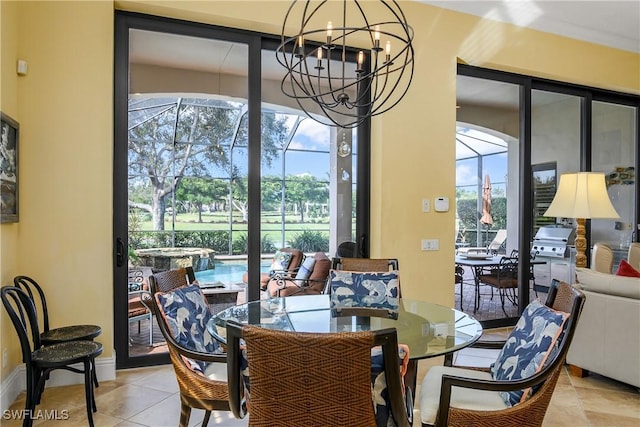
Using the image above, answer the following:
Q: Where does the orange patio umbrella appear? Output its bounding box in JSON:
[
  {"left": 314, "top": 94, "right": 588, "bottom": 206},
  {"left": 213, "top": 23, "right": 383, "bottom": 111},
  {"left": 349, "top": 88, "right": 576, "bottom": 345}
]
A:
[{"left": 480, "top": 175, "right": 493, "bottom": 245}]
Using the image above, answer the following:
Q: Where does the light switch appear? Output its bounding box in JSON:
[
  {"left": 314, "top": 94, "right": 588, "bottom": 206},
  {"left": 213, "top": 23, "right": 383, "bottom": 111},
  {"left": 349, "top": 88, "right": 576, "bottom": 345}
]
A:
[{"left": 422, "top": 198, "right": 430, "bottom": 212}]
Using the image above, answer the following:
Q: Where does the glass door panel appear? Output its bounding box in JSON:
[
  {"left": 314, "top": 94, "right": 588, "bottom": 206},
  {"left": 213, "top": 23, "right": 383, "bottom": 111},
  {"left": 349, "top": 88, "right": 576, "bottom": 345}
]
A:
[
  {"left": 531, "top": 90, "right": 581, "bottom": 292},
  {"left": 125, "top": 29, "right": 248, "bottom": 364},
  {"left": 456, "top": 74, "right": 521, "bottom": 325},
  {"left": 592, "top": 101, "right": 637, "bottom": 271}
]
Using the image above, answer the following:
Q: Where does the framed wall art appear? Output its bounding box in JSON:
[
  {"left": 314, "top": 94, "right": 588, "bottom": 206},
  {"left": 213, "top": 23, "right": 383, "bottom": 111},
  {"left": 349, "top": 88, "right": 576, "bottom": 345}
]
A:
[{"left": 1, "top": 112, "right": 19, "bottom": 223}]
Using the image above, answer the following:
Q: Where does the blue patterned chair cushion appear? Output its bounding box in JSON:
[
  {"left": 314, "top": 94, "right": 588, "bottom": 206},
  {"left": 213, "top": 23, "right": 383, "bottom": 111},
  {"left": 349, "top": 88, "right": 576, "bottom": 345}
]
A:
[
  {"left": 330, "top": 270, "right": 400, "bottom": 312},
  {"left": 371, "top": 344, "right": 410, "bottom": 427},
  {"left": 156, "top": 284, "right": 222, "bottom": 373},
  {"left": 490, "top": 300, "right": 569, "bottom": 406}
]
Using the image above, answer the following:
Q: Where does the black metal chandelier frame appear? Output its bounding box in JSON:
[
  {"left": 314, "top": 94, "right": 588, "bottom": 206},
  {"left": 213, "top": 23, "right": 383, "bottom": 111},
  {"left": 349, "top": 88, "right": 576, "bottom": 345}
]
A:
[{"left": 276, "top": 0, "right": 414, "bottom": 128}]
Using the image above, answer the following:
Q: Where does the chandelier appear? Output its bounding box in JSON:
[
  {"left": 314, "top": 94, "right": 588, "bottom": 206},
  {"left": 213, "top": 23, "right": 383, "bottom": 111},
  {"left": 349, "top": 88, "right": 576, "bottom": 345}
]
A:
[{"left": 276, "top": 0, "right": 414, "bottom": 129}]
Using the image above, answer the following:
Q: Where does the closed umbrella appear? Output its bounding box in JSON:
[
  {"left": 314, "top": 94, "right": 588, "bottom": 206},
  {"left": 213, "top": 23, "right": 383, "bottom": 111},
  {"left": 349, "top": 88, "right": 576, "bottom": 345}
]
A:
[{"left": 480, "top": 175, "right": 493, "bottom": 245}]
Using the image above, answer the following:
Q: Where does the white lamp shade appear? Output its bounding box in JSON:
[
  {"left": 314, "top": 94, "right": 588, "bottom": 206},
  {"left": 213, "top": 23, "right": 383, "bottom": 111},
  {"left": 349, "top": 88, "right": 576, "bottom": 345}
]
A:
[{"left": 544, "top": 172, "right": 620, "bottom": 219}]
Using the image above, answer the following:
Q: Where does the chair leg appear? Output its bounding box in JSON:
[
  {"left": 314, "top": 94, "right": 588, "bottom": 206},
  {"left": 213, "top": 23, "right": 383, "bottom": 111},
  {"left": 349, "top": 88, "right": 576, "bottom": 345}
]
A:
[
  {"left": 202, "top": 410, "right": 212, "bottom": 427},
  {"left": 83, "top": 360, "right": 96, "bottom": 427},
  {"left": 179, "top": 398, "right": 192, "bottom": 427},
  {"left": 148, "top": 314, "right": 154, "bottom": 346},
  {"left": 24, "top": 367, "right": 37, "bottom": 427}
]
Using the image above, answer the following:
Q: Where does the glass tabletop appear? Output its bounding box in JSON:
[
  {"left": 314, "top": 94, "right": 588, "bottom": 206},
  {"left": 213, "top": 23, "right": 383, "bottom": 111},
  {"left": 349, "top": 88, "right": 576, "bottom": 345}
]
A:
[{"left": 207, "top": 294, "right": 482, "bottom": 360}]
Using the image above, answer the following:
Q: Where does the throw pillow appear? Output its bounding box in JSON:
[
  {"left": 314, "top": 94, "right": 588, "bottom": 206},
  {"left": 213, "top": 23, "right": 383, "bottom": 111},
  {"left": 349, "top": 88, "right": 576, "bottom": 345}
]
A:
[
  {"left": 490, "top": 300, "right": 568, "bottom": 406},
  {"left": 295, "top": 256, "right": 316, "bottom": 286},
  {"left": 330, "top": 270, "right": 400, "bottom": 312},
  {"left": 616, "top": 259, "right": 640, "bottom": 278},
  {"left": 270, "top": 250, "right": 292, "bottom": 272},
  {"left": 155, "top": 284, "right": 222, "bottom": 373}
]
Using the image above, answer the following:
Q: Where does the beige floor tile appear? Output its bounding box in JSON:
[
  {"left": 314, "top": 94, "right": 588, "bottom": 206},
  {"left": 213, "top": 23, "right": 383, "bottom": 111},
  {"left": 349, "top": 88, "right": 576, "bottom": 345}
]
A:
[
  {"left": 94, "top": 383, "right": 173, "bottom": 420},
  {"left": 574, "top": 385, "right": 640, "bottom": 419}
]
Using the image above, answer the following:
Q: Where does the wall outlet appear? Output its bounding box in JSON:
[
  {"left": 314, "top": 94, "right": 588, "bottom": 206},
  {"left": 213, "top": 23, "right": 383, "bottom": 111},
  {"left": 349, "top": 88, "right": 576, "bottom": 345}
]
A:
[
  {"left": 421, "top": 239, "right": 439, "bottom": 251},
  {"left": 2, "top": 348, "right": 7, "bottom": 368}
]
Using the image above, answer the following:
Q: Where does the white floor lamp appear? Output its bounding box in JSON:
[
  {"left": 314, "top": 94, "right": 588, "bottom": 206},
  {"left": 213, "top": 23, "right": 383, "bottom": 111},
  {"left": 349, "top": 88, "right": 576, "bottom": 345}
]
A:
[{"left": 544, "top": 172, "right": 620, "bottom": 268}]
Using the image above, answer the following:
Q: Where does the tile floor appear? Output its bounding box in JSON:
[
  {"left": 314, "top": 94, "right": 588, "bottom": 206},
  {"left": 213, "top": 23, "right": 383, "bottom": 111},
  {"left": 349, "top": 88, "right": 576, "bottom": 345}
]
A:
[{"left": 5, "top": 328, "right": 639, "bottom": 427}]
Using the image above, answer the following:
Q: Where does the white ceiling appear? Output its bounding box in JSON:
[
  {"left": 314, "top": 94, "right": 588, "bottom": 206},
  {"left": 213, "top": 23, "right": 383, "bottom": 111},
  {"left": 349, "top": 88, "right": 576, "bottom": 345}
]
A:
[{"left": 418, "top": 0, "right": 640, "bottom": 53}]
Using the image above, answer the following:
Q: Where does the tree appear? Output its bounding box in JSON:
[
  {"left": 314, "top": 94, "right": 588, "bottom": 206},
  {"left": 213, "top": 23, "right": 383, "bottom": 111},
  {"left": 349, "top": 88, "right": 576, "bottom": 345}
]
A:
[
  {"left": 175, "top": 178, "right": 229, "bottom": 223},
  {"left": 285, "top": 174, "right": 329, "bottom": 223},
  {"left": 128, "top": 98, "right": 289, "bottom": 230}
]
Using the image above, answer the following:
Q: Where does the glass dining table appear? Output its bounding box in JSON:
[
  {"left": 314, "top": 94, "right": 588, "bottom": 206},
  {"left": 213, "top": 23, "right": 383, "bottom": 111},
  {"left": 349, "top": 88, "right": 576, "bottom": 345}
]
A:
[{"left": 207, "top": 294, "right": 483, "bottom": 399}]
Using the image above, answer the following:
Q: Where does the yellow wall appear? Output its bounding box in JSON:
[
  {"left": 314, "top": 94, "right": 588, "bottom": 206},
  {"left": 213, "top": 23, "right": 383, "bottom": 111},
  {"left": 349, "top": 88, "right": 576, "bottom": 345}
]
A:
[{"left": 1, "top": 0, "right": 638, "bottom": 380}]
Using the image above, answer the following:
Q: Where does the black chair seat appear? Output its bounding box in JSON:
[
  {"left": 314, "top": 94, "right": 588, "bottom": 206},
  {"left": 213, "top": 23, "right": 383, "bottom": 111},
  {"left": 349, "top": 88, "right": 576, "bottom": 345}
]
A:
[
  {"left": 32, "top": 340, "right": 103, "bottom": 366},
  {"left": 41, "top": 324, "right": 102, "bottom": 344}
]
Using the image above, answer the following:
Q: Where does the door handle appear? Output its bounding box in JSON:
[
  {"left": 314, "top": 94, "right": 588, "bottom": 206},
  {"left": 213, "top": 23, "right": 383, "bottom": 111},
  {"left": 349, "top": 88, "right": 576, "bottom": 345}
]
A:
[{"left": 116, "top": 238, "right": 126, "bottom": 267}]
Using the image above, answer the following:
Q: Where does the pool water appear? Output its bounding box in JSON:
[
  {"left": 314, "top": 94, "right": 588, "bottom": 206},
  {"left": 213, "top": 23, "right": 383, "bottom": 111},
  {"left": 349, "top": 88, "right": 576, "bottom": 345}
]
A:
[{"left": 195, "top": 260, "right": 271, "bottom": 284}]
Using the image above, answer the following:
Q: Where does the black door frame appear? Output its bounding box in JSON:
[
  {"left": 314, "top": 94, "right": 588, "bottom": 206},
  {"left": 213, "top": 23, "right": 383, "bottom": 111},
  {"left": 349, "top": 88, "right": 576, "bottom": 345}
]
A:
[
  {"left": 114, "top": 11, "right": 372, "bottom": 368},
  {"left": 458, "top": 63, "right": 640, "bottom": 329}
]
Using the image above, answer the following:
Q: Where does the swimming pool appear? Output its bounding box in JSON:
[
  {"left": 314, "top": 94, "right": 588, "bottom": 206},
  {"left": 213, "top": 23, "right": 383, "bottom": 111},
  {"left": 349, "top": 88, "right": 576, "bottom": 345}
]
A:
[{"left": 195, "top": 259, "right": 271, "bottom": 284}]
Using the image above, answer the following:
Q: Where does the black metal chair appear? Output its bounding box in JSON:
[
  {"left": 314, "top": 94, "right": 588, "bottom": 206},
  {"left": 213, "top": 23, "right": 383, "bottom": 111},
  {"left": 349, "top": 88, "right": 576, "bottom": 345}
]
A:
[
  {"left": 478, "top": 256, "right": 519, "bottom": 314},
  {"left": 13, "top": 275, "right": 102, "bottom": 387},
  {"left": 1, "top": 286, "right": 103, "bottom": 427}
]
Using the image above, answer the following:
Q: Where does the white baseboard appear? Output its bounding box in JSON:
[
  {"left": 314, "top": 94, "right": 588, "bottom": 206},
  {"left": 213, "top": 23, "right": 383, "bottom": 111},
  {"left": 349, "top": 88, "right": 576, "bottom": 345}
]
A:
[{"left": 0, "top": 354, "right": 116, "bottom": 412}]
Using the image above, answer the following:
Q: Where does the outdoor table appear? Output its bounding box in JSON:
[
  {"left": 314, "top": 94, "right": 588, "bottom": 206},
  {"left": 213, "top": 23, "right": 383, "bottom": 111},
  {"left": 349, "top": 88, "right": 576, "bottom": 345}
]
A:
[{"left": 455, "top": 254, "right": 547, "bottom": 312}]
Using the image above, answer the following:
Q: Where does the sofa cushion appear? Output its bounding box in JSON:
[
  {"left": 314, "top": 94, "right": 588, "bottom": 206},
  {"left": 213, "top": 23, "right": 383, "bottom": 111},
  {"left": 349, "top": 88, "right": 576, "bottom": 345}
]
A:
[
  {"left": 270, "top": 250, "right": 293, "bottom": 272},
  {"left": 295, "top": 256, "right": 316, "bottom": 285},
  {"left": 308, "top": 252, "right": 331, "bottom": 282},
  {"left": 490, "top": 300, "right": 568, "bottom": 406},
  {"left": 616, "top": 259, "right": 640, "bottom": 278},
  {"left": 576, "top": 267, "right": 640, "bottom": 299}
]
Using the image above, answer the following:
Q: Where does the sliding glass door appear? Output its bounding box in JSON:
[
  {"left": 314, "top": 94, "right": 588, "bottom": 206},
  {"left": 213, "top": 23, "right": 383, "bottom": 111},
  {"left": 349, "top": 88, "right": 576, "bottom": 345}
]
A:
[
  {"left": 114, "top": 12, "right": 368, "bottom": 368},
  {"left": 456, "top": 64, "right": 639, "bottom": 329}
]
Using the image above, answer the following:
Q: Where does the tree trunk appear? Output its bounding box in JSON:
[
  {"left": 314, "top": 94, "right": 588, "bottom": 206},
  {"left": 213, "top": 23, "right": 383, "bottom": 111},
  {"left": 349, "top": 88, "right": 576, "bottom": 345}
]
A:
[{"left": 152, "top": 192, "right": 166, "bottom": 231}]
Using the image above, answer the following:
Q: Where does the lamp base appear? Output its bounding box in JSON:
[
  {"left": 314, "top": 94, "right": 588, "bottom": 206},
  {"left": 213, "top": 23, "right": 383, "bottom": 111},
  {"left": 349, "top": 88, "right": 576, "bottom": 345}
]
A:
[{"left": 575, "top": 218, "right": 587, "bottom": 268}]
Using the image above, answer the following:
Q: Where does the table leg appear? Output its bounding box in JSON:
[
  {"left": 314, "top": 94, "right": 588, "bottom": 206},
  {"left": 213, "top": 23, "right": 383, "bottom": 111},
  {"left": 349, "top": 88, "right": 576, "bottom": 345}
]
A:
[{"left": 405, "top": 359, "right": 418, "bottom": 403}]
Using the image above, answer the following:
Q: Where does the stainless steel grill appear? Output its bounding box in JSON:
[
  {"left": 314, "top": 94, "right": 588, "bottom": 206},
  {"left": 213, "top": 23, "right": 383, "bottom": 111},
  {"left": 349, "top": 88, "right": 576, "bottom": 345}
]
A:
[{"left": 531, "top": 225, "right": 575, "bottom": 258}]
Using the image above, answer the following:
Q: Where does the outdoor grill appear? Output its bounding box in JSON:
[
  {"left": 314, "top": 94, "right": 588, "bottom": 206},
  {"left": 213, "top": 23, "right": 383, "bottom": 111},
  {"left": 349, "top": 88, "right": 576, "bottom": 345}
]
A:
[{"left": 531, "top": 224, "right": 576, "bottom": 258}]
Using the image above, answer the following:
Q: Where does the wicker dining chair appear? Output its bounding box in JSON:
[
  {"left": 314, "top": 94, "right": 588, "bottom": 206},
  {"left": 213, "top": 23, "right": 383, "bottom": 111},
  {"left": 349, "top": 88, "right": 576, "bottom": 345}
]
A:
[
  {"left": 419, "top": 280, "right": 585, "bottom": 427},
  {"left": 226, "top": 321, "right": 412, "bottom": 427},
  {"left": 148, "top": 266, "right": 196, "bottom": 293},
  {"left": 150, "top": 283, "right": 229, "bottom": 427}
]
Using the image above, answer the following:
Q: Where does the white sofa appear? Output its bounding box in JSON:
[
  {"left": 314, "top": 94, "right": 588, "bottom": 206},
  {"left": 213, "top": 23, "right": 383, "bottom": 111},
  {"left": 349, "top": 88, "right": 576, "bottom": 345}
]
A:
[{"left": 566, "top": 267, "right": 640, "bottom": 388}]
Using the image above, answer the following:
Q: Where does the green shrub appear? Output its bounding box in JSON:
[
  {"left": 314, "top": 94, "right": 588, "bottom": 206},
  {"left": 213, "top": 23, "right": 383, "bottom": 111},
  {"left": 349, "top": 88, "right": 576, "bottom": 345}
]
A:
[{"left": 288, "top": 230, "right": 329, "bottom": 252}]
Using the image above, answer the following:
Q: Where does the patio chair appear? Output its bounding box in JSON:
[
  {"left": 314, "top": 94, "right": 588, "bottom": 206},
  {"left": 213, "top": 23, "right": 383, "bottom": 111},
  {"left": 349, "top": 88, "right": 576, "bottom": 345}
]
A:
[
  {"left": 457, "top": 229, "right": 507, "bottom": 255},
  {"left": 2, "top": 286, "right": 103, "bottom": 427},
  {"left": 477, "top": 256, "right": 519, "bottom": 315},
  {"left": 241, "top": 248, "right": 304, "bottom": 290},
  {"left": 127, "top": 268, "right": 154, "bottom": 346},
  {"left": 265, "top": 251, "right": 331, "bottom": 297},
  {"left": 151, "top": 283, "right": 230, "bottom": 427},
  {"left": 454, "top": 265, "right": 465, "bottom": 310},
  {"left": 226, "top": 321, "right": 413, "bottom": 427},
  {"left": 419, "top": 280, "right": 585, "bottom": 427}
]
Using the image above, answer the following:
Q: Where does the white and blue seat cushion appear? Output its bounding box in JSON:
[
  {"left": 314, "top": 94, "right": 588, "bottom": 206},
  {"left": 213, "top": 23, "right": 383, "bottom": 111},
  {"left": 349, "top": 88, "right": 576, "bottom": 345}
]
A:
[
  {"left": 156, "top": 284, "right": 223, "bottom": 373},
  {"left": 490, "top": 300, "right": 569, "bottom": 406},
  {"left": 330, "top": 270, "right": 400, "bottom": 312}
]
